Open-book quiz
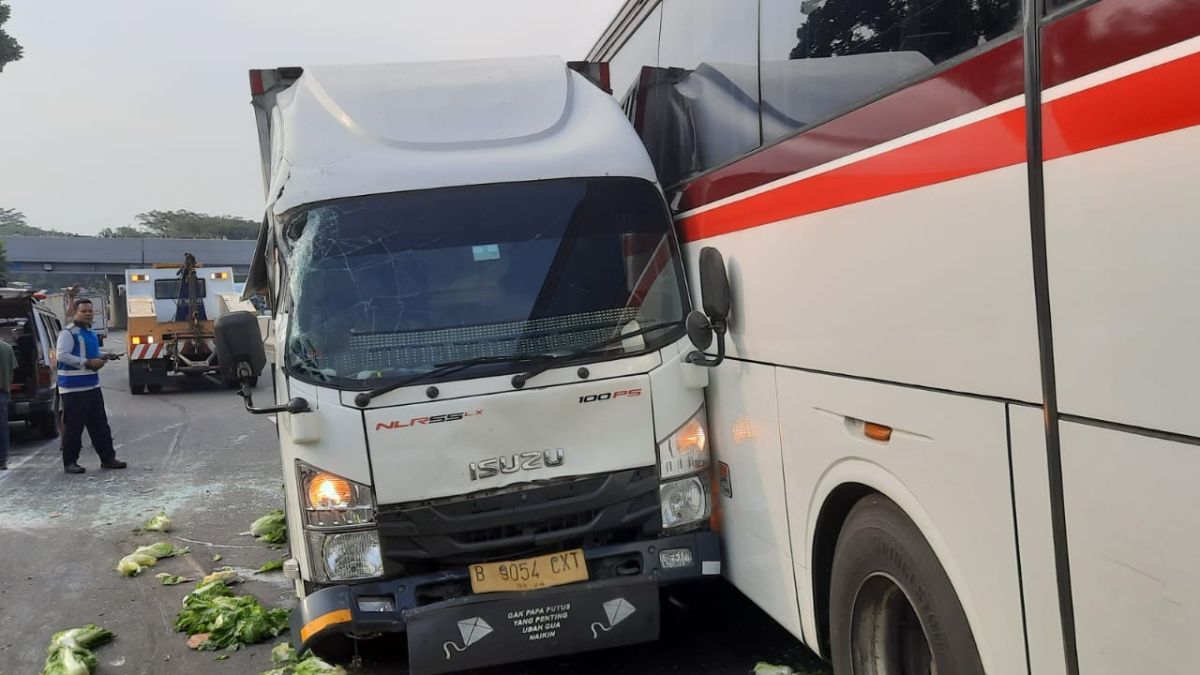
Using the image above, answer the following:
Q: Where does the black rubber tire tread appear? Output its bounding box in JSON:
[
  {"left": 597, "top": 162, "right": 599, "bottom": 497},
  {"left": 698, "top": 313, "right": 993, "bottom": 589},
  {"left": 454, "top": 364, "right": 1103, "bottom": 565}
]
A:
[
  {"left": 130, "top": 384, "right": 146, "bottom": 395},
  {"left": 829, "top": 494, "right": 984, "bottom": 675},
  {"left": 147, "top": 384, "right": 163, "bottom": 394},
  {"left": 308, "top": 631, "right": 356, "bottom": 663}
]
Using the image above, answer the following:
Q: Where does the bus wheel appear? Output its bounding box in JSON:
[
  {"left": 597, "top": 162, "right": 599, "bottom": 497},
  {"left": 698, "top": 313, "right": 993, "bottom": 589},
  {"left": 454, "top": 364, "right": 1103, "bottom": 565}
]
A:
[{"left": 829, "top": 495, "right": 983, "bottom": 675}]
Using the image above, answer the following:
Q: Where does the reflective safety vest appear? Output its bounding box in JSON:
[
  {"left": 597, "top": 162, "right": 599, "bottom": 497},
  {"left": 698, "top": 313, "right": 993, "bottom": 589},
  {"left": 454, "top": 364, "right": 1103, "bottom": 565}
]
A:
[{"left": 57, "top": 325, "right": 101, "bottom": 392}]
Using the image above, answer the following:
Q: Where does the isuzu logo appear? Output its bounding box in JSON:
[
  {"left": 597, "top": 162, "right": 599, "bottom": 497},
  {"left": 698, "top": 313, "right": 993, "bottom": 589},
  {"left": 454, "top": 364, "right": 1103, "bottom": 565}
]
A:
[{"left": 469, "top": 449, "right": 565, "bottom": 481}]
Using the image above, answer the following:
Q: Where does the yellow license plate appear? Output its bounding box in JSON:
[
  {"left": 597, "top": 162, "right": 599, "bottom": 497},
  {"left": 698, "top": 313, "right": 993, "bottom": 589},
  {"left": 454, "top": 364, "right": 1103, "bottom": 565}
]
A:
[{"left": 469, "top": 549, "right": 589, "bottom": 594}]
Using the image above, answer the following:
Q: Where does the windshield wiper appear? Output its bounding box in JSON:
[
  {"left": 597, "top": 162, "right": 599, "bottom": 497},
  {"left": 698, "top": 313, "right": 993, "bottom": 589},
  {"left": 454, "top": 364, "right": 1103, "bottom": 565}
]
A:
[
  {"left": 511, "top": 321, "right": 682, "bottom": 389},
  {"left": 353, "top": 353, "right": 549, "bottom": 407}
]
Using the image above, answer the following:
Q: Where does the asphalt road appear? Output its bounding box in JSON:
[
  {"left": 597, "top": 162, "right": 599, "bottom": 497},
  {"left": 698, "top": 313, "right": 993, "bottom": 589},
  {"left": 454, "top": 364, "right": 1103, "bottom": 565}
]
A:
[{"left": 0, "top": 333, "right": 828, "bottom": 675}]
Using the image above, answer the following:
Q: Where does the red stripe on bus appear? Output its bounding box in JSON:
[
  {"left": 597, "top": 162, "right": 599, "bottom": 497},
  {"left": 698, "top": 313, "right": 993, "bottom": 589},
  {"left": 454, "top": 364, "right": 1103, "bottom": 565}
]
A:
[
  {"left": 1042, "top": 0, "right": 1200, "bottom": 89},
  {"left": 1043, "top": 51, "right": 1200, "bottom": 160},
  {"left": 679, "top": 52, "right": 1200, "bottom": 242},
  {"left": 679, "top": 108, "right": 1026, "bottom": 241}
]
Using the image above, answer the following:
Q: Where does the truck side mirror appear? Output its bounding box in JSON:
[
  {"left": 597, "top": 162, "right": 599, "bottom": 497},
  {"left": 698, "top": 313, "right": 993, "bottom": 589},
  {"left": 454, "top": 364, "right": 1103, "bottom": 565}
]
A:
[
  {"left": 698, "top": 247, "right": 730, "bottom": 321},
  {"left": 215, "top": 311, "right": 266, "bottom": 384},
  {"left": 687, "top": 247, "right": 731, "bottom": 368},
  {"left": 216, "top": 311, "right": 308, "bottom": 416}
]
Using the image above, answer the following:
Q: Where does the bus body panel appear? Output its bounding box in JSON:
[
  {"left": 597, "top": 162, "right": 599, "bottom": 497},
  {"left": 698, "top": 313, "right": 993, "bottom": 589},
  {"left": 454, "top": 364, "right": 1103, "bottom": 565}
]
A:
[
  {"left": 1009, "top": 403, "right": 1068, "bottom": 675},
  {"left": 705, "top": 359, "right": 803, "bottom": 639},
  {"left": 1060, "top": 422, "right": 1200, "bottom": 675},
  {"left": 779, "top": 370, "right": 1027, "bottom": 675},
  {"left": 589, "top": 0, "right": 1200, "bottom": 668},
  {"left": 680, "top": 157, "right": 1042, "bottom": 403},
  {"left": 1043, "top": 42, "right": 1200, "bottom": 437}
]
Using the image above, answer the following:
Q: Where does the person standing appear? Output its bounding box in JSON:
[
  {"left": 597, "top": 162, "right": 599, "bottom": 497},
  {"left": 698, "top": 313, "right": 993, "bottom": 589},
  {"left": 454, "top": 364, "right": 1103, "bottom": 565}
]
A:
[
  {"left": 57, "top": 298, "right": 125, "bottom": 474},
  {"left": 0, "top": 336, "right": 13, "bottom": 470}
]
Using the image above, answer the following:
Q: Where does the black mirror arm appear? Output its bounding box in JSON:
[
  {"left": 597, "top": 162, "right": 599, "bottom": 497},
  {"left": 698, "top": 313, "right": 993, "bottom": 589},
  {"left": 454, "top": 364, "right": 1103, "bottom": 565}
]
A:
[
  {"left": 238, "top": 386, "right": 311, "bottom": 415},
  {"left": 686, "top": 319, "right": 726, "bottom": 368}
]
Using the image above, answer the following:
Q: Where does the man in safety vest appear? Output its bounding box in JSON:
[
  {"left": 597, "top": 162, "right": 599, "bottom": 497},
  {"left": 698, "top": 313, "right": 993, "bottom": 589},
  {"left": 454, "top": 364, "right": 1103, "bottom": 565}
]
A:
[{"left": 56, "top": 298, "right": 125, "bottom": 474}]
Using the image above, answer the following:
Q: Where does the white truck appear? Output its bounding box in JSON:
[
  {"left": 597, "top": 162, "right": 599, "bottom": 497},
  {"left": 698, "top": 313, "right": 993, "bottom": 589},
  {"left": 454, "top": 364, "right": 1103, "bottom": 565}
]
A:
[{"left": 215, "top": 57, "right": 732, "bottom": 673}]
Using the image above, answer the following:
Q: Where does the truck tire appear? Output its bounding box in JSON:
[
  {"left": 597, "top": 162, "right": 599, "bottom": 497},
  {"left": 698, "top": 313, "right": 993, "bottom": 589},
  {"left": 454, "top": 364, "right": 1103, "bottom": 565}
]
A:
[
  {"left": 147, "top": 383, "right": 163, "bottom": 394},
  {"left": 829, "top": 495, "right": 983, "bottom": 675},
  {"left": 131, "top": 384, "right": 146, "bottom": 395}
]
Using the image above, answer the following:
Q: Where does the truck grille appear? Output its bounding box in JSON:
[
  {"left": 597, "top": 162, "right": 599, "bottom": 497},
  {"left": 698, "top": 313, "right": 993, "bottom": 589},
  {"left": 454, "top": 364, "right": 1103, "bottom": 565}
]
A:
[{"left": 376, "top": 467, "right": 660, "bottom": 571}]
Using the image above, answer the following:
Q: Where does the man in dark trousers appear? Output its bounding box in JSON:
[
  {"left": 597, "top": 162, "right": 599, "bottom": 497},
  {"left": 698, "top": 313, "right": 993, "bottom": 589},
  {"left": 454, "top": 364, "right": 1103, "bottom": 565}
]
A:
[{"left": 56, "top": 298, "right": 125, "bottom": 474}]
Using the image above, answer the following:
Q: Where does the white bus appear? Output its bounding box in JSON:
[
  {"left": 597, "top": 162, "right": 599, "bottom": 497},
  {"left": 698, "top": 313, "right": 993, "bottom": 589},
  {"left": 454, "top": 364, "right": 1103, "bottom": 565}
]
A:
[{"left": 589, "top": 1, "right": 1200, "bottom": 674}]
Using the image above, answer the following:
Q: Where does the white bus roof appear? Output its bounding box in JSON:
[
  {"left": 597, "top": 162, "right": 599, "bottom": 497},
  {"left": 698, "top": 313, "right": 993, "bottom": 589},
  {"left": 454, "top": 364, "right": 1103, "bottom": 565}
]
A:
[{"left": 265, "top": 56, "right": 658, "bottom": 215}]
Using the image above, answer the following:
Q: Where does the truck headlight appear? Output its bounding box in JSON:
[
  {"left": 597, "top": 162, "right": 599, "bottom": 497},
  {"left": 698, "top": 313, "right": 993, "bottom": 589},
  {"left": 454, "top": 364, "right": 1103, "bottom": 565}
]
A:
[
  {"left": 658, "top": 407, "right": 709, "bottom": 479},
  {"left": 660, "top": 475, "right": 709, "bottom": 529},
  {"left": 297, "top": 461, "right": 375, "bottom": 527},
  {"left": 307, "top": 530, "right": 384, "bottom": 582}
]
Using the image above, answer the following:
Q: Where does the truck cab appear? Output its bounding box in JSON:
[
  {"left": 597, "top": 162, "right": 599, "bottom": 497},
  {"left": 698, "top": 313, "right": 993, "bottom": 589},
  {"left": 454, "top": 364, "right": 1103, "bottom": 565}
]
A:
[{"left": 223, "top": 56, "right": 729, "bottom": 672}]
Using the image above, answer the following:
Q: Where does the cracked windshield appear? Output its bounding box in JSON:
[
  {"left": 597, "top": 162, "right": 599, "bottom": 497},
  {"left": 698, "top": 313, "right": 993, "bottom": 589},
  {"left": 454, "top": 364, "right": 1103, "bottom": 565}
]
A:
[{"left": 284, "top": 177, "right": 687, "bottom": 387}]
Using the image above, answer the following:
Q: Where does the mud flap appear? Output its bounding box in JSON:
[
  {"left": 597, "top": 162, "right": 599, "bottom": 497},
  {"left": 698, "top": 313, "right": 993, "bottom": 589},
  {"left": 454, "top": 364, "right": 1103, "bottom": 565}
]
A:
[{"left": 405, "top": 578, "right": 659, "bottom": 675}]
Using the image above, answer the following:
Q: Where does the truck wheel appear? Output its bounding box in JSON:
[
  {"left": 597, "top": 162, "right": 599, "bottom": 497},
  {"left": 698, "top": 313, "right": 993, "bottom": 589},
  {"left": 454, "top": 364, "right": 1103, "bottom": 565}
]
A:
[
  {"left": 147, "top": 384, "right": 163, "bottom": 394},
  {"left": 308, "top": 633, "right": 356, "bottom": 664},
  {"left": 37, "top": 412, "right": 59, "bottom": 439},
  {"left": 829, "top": 495, "right": 983, "bottom": 675},
  {"left": 131, "top": 384, "right": 146, "bottom": 395}
]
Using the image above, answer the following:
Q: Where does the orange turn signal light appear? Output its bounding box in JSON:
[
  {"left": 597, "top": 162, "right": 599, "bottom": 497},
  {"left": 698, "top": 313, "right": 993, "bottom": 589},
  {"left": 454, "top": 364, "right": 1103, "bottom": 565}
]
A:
[
  {"left": 863, "top": 422, "right": 893, "bottom": 442},
  {"left": 130, "top": 335, "right": 154, "bottom": 345},
  {"left": 307, "top": 473, "right": 353, "bottom": 509}
]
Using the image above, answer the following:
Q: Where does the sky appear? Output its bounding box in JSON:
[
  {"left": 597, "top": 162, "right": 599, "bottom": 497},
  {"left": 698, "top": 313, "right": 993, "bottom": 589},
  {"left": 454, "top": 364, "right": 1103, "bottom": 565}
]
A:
[{"left": 0, "top": 0, "right": 624, "bottom": 235}]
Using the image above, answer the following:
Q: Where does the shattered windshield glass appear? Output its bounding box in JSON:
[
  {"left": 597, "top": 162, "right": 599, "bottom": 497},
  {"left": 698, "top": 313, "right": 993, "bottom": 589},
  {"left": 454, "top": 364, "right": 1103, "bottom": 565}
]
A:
[{"left": 283, "top": 177, "right": 688, "bottom": 388}]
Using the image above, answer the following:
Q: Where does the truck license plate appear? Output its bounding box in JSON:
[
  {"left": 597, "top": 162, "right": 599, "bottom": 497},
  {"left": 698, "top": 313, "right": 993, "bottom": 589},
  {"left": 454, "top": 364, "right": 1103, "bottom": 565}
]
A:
[{"left": 469, "top": 549, "right": 588, "bottom": 593}]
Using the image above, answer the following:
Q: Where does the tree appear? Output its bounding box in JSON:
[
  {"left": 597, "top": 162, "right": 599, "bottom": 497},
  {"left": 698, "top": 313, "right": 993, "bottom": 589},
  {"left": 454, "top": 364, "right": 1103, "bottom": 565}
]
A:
[
  {"left": 0, "top": 239, "right": 9, "bottom": 285},
  {"left": 0, "top": 207, "right": 77, "bottom": 236},
  {"left": 0, "top": 207, "right": 24, "bottom": 230},
  {"left": 0, "top": 2, "right": 23, "bottom": 73},
  {"left": 99, "top": 210, "right": 259, "bottom": 240},
  {"left": 790, "top": 0, "right": 1018, "bottom": 65},
  {"left": 97, "top": 225, "right": 144, "bottom": 238}
]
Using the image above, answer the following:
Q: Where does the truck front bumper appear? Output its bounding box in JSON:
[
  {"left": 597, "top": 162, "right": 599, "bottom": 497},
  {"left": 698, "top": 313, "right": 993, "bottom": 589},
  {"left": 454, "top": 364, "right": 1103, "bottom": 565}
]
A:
[{"left": 292, "top": 531, "right": 720, "bottom": 673}]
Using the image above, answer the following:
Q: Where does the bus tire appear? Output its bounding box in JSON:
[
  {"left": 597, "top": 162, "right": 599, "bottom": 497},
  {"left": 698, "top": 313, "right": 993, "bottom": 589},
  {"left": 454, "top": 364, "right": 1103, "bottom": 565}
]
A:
[{"left": 829, "top": 495, "right": 983, "bottom": 675}]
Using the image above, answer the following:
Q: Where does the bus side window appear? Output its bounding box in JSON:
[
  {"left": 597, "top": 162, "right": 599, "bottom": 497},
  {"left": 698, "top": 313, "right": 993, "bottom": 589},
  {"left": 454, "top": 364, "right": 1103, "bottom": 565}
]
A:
[
  {"left": 609, "top": 4, "right": 661, "bottom": 116},
  {"left": 643, "top": 0, "right": 761, "bottom": 187},
  {"left": 759, "top": 0, "right": 1022, "bottom": 145},
  {"left": 1046, "top": 0, "right": 1086, "bottom": 13}
]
